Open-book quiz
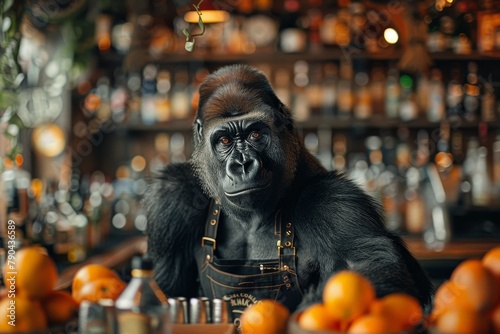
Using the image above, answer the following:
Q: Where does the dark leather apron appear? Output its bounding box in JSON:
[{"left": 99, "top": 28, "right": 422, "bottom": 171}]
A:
[{"left": 195, "top": 199, "right": 303, "bottom": 325}]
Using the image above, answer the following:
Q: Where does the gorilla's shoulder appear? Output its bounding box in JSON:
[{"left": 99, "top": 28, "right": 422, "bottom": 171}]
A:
[
  {"left": 143, "top": 163, "right": 209, "bottom": 243},
  {"left": 146, "top": 162, "right": 203, "bottom": 200},
  {"left": 295, "top": 170, "right": 385, "bottom": 233}
]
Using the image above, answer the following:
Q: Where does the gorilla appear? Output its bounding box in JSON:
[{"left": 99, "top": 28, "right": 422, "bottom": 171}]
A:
[{"left": 144, "top": 64, "right": 433, "bottom": 318}]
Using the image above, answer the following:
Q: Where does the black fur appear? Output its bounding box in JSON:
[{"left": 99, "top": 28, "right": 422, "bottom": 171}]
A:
[{"left": 144, "top": 64, "right": 434, "bottom": 310}]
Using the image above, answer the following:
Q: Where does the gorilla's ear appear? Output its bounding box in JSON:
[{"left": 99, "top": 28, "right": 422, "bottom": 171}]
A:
[
  {"left": 195, "top": 118, "right": 203, "bottom": 141},
  {"left": 274, "top": 103, "right": 293, "bottom": 133}
]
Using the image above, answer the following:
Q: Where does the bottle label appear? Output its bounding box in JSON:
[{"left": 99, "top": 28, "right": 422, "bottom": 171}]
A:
[{"left": 118, "top": 312, "right": 151, "bottom": 334}]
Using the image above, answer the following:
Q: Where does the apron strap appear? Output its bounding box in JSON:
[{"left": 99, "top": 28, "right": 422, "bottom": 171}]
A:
[
  {"left": 202, "top": 198, "right": 221, "bottom": 262},
  {"left": 277, "top": 208, "right": 297, "bottom": 273}
]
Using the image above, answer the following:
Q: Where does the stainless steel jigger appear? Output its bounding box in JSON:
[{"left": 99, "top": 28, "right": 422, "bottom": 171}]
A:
[
  {"left": 189, "top": 298, "right": 208, "bottom": 323},
  {"left": 212, "top": 298, "right": 231, "bottom": 324}
]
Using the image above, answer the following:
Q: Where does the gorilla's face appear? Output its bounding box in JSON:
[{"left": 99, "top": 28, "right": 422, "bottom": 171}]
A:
[
  {"left": 208, "top": 112, "right": 280, "bottom": 210},
  {"left": 191, "top": 65, "right": 300, "bottom": 219}
]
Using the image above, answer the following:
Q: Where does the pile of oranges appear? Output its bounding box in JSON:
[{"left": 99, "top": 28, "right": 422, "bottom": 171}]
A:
[
  {"left": 296, "top": 270, "right": 423, "bottom": 333},
  {"left": 0, "top": 246, "right": 79, "bottom": 332},
  {"left": 240, "top": 245, "right": 500, "bottom": 334},
  {"left": 0, "top": 246, "right": 127, "bottom": 333},
  {"left": 430, "top": 246, "right": 500, "bottom": 334}
]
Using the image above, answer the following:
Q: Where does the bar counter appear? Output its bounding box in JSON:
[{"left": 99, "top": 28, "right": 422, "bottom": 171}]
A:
[{"left": 55, "top": 235, "right": 499, "bottom": 290}]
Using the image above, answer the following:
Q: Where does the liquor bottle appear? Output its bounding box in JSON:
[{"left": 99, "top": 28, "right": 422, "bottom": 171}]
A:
[
  {"left": 452, "top": 0, "right": 476, "bottom": 54},
  {"left": 337, "top": 59, "right": 353, "bottom": 119},
  {"left": 462, "top": 62, "right": 480, "bottom": 121},
  {"left": 96, "top": 76, "right": 112, "bottom": 121},
  {"left": 278, "top": 0, "right": 307, "bottom": 53},
  {"left": 380, "top": 166, "right": 403, "bottom": 232},
  {"left": 170, "top": 69, "right": 191, "bottom": 120},
  {"left": 385, "top": 66, "right": 400, "bottom": 119},
  {"left": 305, "top": 0, "right": 323, "bottom": 52},
  {"left": 471, "top": 146, "right": 492, "bottom": 207},
  {"left": 306, "top": 64, "right": 323, "bottom": 116},
  {"left": 353, "top": 62, "right": 371, "bottom": 120},
  {"left": 446, "top": 66, "right": 464, "bottom": 121},
  {"left": 111, "top": 70, "right": 129, "bottom": 124},
  {"left": 369, "top": 64, "right": 386, "bottom": 118},
  {"left": 321, "top": 63, "right": 338, "bottom": 117},
  {"left": 140, "top": 64, "right": 158, "bottom": 125},
  {"left": 150, "top": 133, "right": 170, "bottom": 174},
  {"left": 350, "top": 0, "right": 367, "bottom": 50},
  {"left": 292, "top": 61, "right": 310, "bottom": 122},
  {"left": 332, "top": 133, "right": 347, "bottom": 172},
  {"left": 481, "top": 80, "right": 496, "bottom": 122},
  {"left": 116, "top": 256, "right": 171, "bottom": 334},
  {"left": 153, "top": 70, "right": 171, "bottom": 123},
  {"left": 317, "top": 129, "right": 332, "bottom": 170},
  {"left": 416, "top": 70, "right": 430, "bottom": 117},
  {"left": 126, "top": 72, "right": 142, "bottom": 125},
  {"left": 427, "top": 69, "right": 446, "bottom": 123},
  {"left": 459, "top": 136, "right": 479, "bottom": 208},
  {"left": 170, "top": 133, "right": 187, "bottom": 163},
  {"left": 399, "top": 74, "right": 418, "bottom": 121},
  {"left": 320, "top": 0, "right": 351, "bottom": 48},
  {"left": 404, "top": 167, "right": 426, "bottom": 235}
]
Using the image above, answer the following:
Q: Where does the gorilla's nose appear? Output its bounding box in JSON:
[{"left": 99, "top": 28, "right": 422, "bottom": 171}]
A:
[{"left": 226, "top": 156, "right": 260, "bottom": 180}]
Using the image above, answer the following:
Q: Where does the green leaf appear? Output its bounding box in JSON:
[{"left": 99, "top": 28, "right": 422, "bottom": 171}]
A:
[
  {"left": 0, "top": 91, "right": 17, "bottom": 109},
  {"left": 185, "top": 40, "right": 195, "bottom": 52},
  {"left": 182, "top": 28, "right": 190, "bottom": 39},
  {"left": 198, "top": 17, "right": 204, "bottom": 31}
]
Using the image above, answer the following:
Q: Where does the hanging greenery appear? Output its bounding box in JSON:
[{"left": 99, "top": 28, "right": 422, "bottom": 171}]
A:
[{"left": 182, "top": 0, "right": 206, "bottom": 52}]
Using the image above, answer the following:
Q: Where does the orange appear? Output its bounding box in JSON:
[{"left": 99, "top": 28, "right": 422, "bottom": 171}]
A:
[
  {"left": 42, "top": 290, "right": 79, "bottom": 325},
  {"left": 430, "top": 280, "right": 468, "bottom": 321},
  {"left": 4, "top": 246, "right": 58, "bottom": 298},
  {"left": 450, "top": 259, "right": 497, "bottom": 312},
  {"left": 369, "top": 293, "right": 423, "bottom": 331},
  {"left": 483, "top": 246, "right": 500, "bottom": 303},
  {"left": 483, "top": 246, "right": 500, "bottom": 279},
  {"left": 240, "top": 299, "right": 290, "bottom": 334},
  {"left": 347, "top": 314, "right": 393, "bottom": 334},
  {"left": 297, "top": 303, "right": 339, "bottom": 331},
  {"left": 491, "top": 304, "right": 500, "bottom": 334},
  {"left": 74, "top": 277, "right": 126, "bottom": 303},
  {"left": 434, "top": 306, "right": 490, "bottom": 334},
  {"left": 72, "top": 263, "right": 121, "bottom": 299},
  {"left": 323, "top": 270, "right": 375, "bottom": 330},
  {"left": 0, "top": 295, "right": 47, "bottom": 332}
]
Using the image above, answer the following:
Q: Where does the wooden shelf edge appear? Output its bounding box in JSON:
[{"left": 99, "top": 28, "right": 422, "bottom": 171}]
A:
[
  {"left": 55, "top": 235, "right": 148, "bottom": 290},
  {"left": 403, "top": 237, "right": 499, "bottom": 261}
]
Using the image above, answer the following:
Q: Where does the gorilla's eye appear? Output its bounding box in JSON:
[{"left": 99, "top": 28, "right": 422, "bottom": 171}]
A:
[
  {"left": 249, "top": 132, "right": 260, "bottom": 140},
  {"left": 219, "top": 137, "right": 231, "bottom": 145}
]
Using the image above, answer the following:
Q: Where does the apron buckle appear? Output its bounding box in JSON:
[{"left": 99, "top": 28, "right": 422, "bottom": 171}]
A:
[{"left": 202, "top": 236, "right": 217, "bottom": 250}]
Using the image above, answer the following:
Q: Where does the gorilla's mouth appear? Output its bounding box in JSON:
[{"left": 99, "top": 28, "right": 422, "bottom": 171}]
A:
[{"left": 224, "top": 182, "right": 272, "bottom": 197}]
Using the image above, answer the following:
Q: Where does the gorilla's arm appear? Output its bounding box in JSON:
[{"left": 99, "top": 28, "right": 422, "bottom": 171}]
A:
[
  {"left": 295, "top": 172, "right": 434, "bottom": 311},
  {"left": 143, "top": 162, "right": 209, "bottom": 297}
]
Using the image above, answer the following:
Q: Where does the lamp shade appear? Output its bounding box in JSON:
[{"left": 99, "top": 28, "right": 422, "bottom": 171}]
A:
[{"left": 184, "top": 1, "right": 230, "bottom": 24}]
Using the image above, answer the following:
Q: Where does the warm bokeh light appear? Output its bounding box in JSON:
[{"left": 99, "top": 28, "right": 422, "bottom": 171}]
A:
[
  {"left": 32, "top": 124, "right": 66, "bottom": 158},
  {"left": 184, "top": 10, "right": 230, "bottom": 24},
  {"left": 383, "top": 28, "right": 399, "bottom": 44},
  {"left": 131, "top": 155, "right": 146, "bottom": 172}
]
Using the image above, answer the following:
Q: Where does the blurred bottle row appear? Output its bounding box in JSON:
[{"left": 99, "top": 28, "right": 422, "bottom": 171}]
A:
[
  {"left": 304, "top": 125, "right": 500, "bottom": 246},
  {"left": 2, "top": 121, "right": 499, "bottom": 263},
  {"left": 78, "top": 58, "right": 500, "bottom": 127},
  {"left": 0, "top": 155, "right": 148, "bottom": 264},
  {"left": 98, "top": 0, "right": 499, "bottom": 56}
]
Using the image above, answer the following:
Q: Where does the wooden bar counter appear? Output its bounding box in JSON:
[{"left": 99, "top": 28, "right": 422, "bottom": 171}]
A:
[{"left": 56, "top": 235, "right": 499, "bottom": 290}]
